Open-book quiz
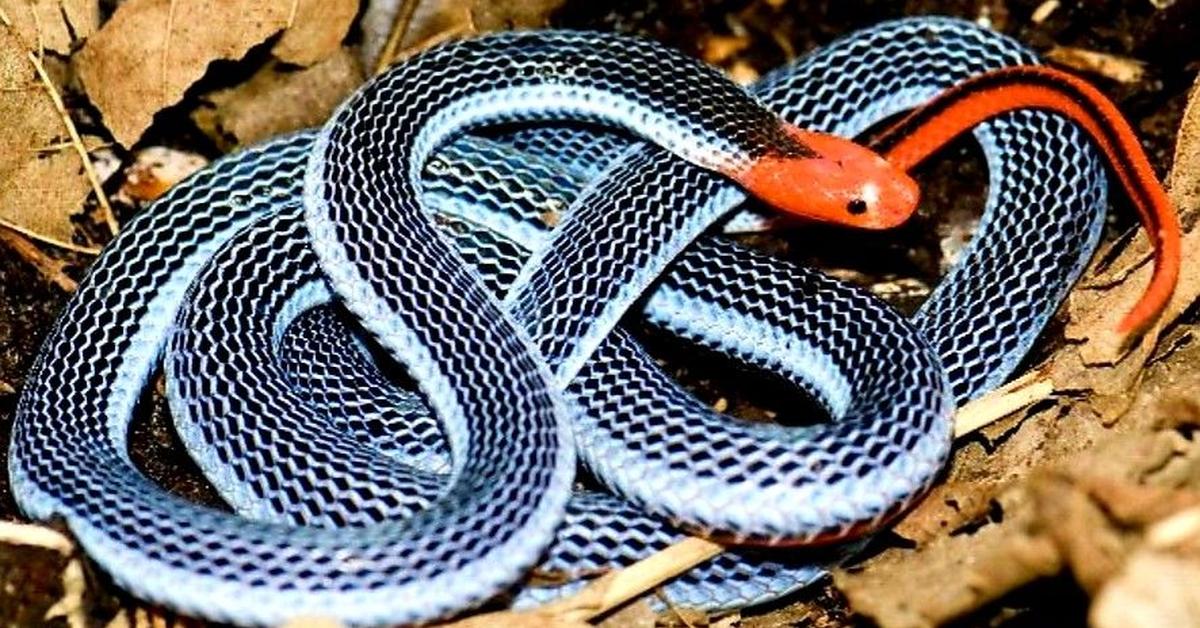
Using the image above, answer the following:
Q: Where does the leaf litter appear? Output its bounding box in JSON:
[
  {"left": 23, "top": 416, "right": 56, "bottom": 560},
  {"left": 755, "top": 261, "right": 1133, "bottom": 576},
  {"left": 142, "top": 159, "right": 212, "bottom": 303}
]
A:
[{"left": 1, "top": 0, "right": 1199, "bottom": 626}]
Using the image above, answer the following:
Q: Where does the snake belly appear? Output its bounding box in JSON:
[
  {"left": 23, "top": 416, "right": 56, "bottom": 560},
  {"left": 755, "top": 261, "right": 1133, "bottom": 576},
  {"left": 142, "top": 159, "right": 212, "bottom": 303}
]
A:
[{"left": 9, "top": 17, "right": 1107, "bottom": 627}]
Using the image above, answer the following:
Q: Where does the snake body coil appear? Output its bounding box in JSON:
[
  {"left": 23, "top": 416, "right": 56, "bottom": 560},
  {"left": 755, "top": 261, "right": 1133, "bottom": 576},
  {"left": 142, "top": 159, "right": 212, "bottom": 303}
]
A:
[{"left": 10, "top": 18, "right": 1106, "bottom": 626}]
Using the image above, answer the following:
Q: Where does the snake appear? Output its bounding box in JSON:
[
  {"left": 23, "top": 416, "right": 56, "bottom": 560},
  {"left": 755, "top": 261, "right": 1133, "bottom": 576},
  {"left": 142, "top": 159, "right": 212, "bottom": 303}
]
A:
[{"left": 8, "top": 16, "right": 1176, "bottom": 627}]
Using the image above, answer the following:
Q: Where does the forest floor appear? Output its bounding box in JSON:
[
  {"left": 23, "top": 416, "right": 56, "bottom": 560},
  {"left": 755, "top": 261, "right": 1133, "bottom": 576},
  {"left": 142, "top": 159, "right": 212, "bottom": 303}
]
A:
[{"left": 2, "top": 0, "right": 1200, "bottom": 626}]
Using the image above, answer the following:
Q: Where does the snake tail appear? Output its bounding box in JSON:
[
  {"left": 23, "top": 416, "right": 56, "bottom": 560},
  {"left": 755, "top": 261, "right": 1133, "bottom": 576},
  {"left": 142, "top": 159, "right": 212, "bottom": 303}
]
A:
[{"left": 871, "top": 65, "right": 1181, "bottom": 336}]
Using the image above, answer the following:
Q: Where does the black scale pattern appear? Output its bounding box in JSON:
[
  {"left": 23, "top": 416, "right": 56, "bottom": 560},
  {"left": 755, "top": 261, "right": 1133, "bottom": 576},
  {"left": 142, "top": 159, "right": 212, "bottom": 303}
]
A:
[{"left": 9, "top": 18, "right": 1108, "bottom": 624}]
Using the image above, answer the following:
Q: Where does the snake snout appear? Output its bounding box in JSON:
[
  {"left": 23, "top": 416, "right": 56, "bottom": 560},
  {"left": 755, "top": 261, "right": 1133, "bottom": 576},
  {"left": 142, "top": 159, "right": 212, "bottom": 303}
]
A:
[{"left": 735, "top": 129, "right": 919, "bottom": 229}]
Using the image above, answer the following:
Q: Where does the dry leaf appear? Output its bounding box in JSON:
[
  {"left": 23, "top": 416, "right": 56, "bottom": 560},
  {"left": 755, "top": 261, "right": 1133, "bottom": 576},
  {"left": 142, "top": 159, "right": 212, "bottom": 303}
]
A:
[
  {"left": 361, "top": 0, "right": 405, "bottom": 65},
  {"left": 0, "top": 229, "right": 78, "bottom": 292},
  {"left": 117, "top": 146, "right": 208, "bottom": 204},
  {"left": 75, "top": 0, "right": 352, "bottom": 147},
  {"left": 1168, "top": 73, "right": 1200, "bottom": 213},
  {"left": 467, "top": 0, "right": 564, "bottom": 33},
  {"left": 271, "top": 0, "right": 358, "bottom": 67},
  {"left": 0, "top": 25, "right": 94, "bottom": 247},
  {"left": 1059, "top": 71, "right": 1200, "bottom": 379},
  {"left": 834, "top": 488, "right": 1061, "bottom": 628},
  {"left": 0, "top": 521, "right": 81, "bottom": 627},
  {"left": 0, "top": 0, "right": 98, "bottom": 54},
  {"left": 836, "top": 427, "right": 1200, "bottom": 628},
  {"left": 192, "top": 47, "right": 364, "bottom": 149},
  {"left": 1028, "top": 472, "right": 1130, "bottom": 593},
  {"left": 1091, "top": 552, "right": 1200, "bottom": 628},
  {"left": 105, "top": 605, "right": 206, "bottom": 628},
  {"left": 595, "top": 601, "right": 657, "bottom": 628},
  {"left": 363, "top": 0, "right": 565, "bottom": 69},
  {"left": 832, "top": 71, "right": 1200, "bottom": 620},
  {"left": 890, "top": 480, "right": 998, "bottom": 543}
]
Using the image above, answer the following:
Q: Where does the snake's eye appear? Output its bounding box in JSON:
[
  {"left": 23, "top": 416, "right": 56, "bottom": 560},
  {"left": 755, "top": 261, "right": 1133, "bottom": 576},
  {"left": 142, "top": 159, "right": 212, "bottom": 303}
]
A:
[{"left": 847, "top": 199, "right": 868, "bottom": 215}]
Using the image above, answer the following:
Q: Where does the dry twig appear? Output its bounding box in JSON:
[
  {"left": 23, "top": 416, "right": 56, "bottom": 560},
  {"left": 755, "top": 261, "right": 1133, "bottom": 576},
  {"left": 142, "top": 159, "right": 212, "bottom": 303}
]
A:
[
  {"left": 26, "top": 50, "right": 118, "bottom": 236},
  {"left": 373, "top": 0, "right": 421, "bottom": 75},
  {"left": 0, "top": 226, "right": 79, "bottom": 291},
  {"left": 0, "top": 217, "right": 99, "bottom": 255},
  {"left": 955, "top": 371, "right": 1055, "bottom": 437},
  {"left": 391, "top": 20, "right": 475, "bottom": 65},
  {"left": 537, "top": 537, "right": 724, "bottom": 623}
]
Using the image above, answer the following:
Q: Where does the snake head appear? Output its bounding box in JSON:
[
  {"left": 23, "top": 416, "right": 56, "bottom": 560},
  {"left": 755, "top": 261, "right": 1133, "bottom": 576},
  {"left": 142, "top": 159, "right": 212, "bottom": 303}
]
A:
[{"left": 734, "top": 125, "right": 919, "bottom": 229}]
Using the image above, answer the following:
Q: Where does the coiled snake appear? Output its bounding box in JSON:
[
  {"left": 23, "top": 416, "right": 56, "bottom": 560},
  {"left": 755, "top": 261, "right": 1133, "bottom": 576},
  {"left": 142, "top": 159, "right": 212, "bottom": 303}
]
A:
[{"left": 9, "top": 16, "right": 1176, "bottom": 626}]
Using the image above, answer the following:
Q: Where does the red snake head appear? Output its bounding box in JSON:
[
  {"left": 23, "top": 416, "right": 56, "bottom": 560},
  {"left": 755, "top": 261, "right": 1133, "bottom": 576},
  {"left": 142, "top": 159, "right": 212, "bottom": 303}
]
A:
[{"left": 734, "top": 125, "right": 919, "bottom": 229}]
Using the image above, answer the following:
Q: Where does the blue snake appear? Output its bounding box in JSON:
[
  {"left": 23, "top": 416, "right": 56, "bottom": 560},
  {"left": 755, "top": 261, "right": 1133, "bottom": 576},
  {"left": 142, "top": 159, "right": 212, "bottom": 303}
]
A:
[{"left": 9, "top": 17, "right": 1106, "bottom": 626}]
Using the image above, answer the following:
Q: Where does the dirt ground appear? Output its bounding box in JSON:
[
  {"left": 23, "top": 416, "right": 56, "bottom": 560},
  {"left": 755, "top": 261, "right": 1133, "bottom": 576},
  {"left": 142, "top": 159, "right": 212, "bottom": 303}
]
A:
[{"left": 2, "top": 0, "right": 1199, "bottom": 626}]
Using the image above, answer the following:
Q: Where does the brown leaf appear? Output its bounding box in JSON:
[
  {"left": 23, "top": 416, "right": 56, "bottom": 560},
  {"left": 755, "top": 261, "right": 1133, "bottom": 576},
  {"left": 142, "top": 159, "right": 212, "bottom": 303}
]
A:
[
  {"left": 0, "top": 228, "right": 78, "bottom": 292},
  {"left": 595, "top": 600, "right": 657, "bottom": 628},
  {"left": 0, "top": 0, "right": 98, "bottom": 54},
  {"left": 834, "top": 488, "right": 1062, "bottom": 628},
  {"left": 117, "top": 146, "right": 208, "bottom": 204},
  {"left": 271, "top": 0, "right": 358, "bottom": 67},
  {"left": 1091, "top": 552, "right": 1200, "bottom": 628},
  {"left": 1028, "top": 471, "right": 1129, "bottom": 593},
  {"left": 836, "top": 426, "right": 1200, "bottom": 628},
  {"left": 0, "top": 25, "right": 94, "bottom": 247},
  {"left": 1168, "top": 72, "right": 1200, "bottom": 216},
  {"left": 363, "top": 0, "right": 565, "bottom": 70},
  {"left": 75, "top": 0, "right": 352, "bottom": 147},
  {"left": 890, "top": 480, "right": 999, "bottom": 543},
  {"left": 191, "top": 47, "right": 364, "bottom": 149},
  {"left": 1057, "top": 71, "right": 1200, "bottom": 391}
]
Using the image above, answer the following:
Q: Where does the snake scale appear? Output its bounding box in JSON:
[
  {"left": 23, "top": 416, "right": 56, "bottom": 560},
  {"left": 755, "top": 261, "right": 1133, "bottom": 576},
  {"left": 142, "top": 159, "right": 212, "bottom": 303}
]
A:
[{"left": 10, "top": 17, "right": 1115, "bottom": 626}]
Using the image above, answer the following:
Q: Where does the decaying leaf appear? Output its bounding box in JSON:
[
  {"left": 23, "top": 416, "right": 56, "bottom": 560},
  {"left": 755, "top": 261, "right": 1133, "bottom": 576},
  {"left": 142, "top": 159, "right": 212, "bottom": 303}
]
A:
[
  {"left": 360, "top": 0, "right": 405, "bottom": 66},
  {"left": 117, "top": 146, "right": 208, "bottom": 204},
  {"left": 1092, "top": 551, "right": 1200, "bottom": 628},
  {"left": 828, "top": 73, "right": 1200, "bottom": 627},
  {"left": 1168, "top": 72, "right": 1200, "bottom": 214},
  {"left": 836, "top": 428, "right": 1200, "bottom": 628},
  {"left": 192, "top": 47, "right": 364, "bottom": 150},
  {"left": 0, "top": 521, "right": 86, "bottom": 627},
  {"left": 0, "top": 0, "right": 98, "bottom": 54},
  {"left": 75, "top": 0, "right": 354, "bottom": 147},
  {"left": 0, "top": 25, "right": 96, "bottom": 248},
  {"left": 1059, "top": 71, "right": 1200, "bottom": 382},
  {"left": 271, "top": 0, "right": 359, "bottom": 67},
  {"left": 595, "top": 600, "right": 657, "bottom": 628},
  {"left": 363, "top": 0, "right": 566, "bottom": 70},
  {"left": 0, "top": 229, "right": 78, "bottom": 292}
]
